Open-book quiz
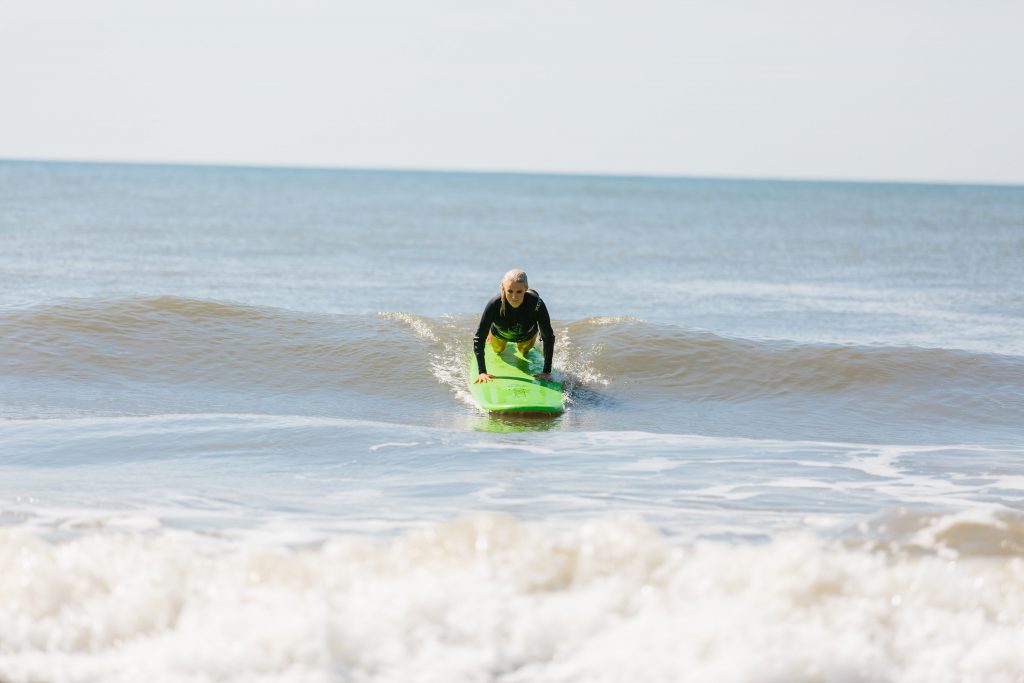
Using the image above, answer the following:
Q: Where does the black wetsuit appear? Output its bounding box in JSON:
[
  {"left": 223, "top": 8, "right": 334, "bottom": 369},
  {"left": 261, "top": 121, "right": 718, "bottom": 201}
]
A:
[{"left": 473, "top": 290, "right": 555, "bottom": 375}]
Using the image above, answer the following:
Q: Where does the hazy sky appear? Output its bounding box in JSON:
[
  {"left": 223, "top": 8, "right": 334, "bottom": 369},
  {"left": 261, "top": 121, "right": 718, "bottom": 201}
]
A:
[{"left": 2, "top": 0, "right": 1022, "bottom": 184}]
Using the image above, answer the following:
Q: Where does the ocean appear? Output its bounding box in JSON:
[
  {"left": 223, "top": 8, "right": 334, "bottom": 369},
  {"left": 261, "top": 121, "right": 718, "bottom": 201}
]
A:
[{"left": 1, "top": 160, "right": 1023, "bottom": 682}]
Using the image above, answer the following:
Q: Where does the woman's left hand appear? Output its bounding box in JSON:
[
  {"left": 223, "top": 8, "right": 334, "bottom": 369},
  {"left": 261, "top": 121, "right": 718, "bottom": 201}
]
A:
[{"left": 534, "top": 372, "right": 553, "bottom": 382}]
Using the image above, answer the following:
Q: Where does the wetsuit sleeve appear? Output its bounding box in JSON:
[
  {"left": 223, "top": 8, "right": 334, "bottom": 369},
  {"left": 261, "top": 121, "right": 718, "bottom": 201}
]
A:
[
  {"left": 537, "top": 299, "right": 555, "bottom": 374},
  {"left": 473, "top": 297, "right": 499, "bottom": 375}
]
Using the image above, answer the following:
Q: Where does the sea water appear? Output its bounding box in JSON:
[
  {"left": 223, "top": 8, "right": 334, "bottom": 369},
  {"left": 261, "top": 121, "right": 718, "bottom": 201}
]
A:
[{"left": 1, "top": 160, "right": 1023, "bottom": 682}]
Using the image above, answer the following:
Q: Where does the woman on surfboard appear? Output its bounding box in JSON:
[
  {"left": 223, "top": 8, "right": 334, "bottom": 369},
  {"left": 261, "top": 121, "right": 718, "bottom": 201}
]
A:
[{"left": 473, "top": 269, "right": 555, "bottom": 384}]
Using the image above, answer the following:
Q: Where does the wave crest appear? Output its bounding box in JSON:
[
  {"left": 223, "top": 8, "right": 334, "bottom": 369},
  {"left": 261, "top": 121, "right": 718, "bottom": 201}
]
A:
[{"left": 3, "top": 298, "right": 1022, "bottom": 439}]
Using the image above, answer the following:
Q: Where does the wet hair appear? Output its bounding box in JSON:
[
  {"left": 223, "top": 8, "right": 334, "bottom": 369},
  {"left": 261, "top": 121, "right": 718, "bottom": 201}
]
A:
[{"left": 499, "top": 269, "right": 529, "bottom": 316}]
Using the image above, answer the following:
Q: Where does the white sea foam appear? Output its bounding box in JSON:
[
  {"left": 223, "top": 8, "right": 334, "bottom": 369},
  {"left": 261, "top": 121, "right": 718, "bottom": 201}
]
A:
[
  {"left": 378, "top": 312, "right": 440, "bottom": 343},
  {"left": 367, "top": 442, "right": 421, "bottom": 452},
  {"left": 2, "top": 515, "right": 1023, "bottom": 683},
  {"left": 608, "top": 457, "right": 678, "bottom": 472}
]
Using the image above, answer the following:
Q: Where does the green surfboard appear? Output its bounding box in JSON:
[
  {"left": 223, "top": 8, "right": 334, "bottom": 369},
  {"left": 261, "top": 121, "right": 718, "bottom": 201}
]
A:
[{"left": 469, "top": 344, "right": 563, "bottom": 413}]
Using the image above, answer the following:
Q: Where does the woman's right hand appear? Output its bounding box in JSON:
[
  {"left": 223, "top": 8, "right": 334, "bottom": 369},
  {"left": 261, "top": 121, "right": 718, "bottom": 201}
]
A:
[{"left": 474, "top": 373, "right": 495, "bottom": 383}]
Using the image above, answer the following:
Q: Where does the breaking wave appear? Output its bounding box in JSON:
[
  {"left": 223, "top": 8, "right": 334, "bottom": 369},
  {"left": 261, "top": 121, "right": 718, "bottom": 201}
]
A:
[{"left": 3, "top": 297, "right": 1022, "bottom": 442}]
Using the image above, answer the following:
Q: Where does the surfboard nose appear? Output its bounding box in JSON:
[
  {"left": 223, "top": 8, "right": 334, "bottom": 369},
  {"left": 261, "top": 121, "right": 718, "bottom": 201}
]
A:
[{"left": 469, "top": 346, "right": 563, "bottom": 414}]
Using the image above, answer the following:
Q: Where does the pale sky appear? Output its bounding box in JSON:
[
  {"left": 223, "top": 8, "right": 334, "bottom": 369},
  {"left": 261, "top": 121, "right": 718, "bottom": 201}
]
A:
[{"left": 2, "top": 0, "right": 1022, "bottom": 184}]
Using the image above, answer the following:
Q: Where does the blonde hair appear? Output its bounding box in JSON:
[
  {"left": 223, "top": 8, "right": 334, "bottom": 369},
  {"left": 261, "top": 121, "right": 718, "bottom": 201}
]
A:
[{"left": 499, "top": 269, "right": 529, "bottom": 316}]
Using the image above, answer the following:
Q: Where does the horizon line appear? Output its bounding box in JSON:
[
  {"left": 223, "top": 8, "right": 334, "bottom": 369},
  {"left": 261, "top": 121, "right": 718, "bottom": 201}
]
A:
[{"left": 2, "top": 155, "right": 1022, "bottom": 190}]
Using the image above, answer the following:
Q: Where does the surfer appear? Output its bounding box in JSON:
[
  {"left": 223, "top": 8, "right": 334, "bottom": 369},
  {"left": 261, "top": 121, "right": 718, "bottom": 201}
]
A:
[{"left": 473, "top": 269, "right": 555, "bottom": 384}]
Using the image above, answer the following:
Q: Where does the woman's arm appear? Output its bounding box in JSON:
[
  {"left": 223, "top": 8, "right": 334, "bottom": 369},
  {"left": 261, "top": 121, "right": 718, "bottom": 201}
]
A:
[
  {"left": 472, "top": 297, "right": 498, "bottom": 378},
  {"left": 536, "top": 299, "right": 555, "bottom": 375}
]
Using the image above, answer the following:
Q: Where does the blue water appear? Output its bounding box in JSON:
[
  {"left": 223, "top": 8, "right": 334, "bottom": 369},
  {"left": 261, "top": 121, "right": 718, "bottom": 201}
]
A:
[{"left": 2, "top": 160, "right": 1023, "bottom": 682}]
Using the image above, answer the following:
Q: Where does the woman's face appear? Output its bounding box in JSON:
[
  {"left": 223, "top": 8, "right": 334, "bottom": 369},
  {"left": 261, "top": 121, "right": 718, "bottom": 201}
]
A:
[{"left": 504, "top": 281, "right": 527, "bottom": 308}]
